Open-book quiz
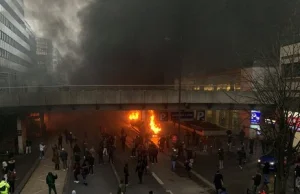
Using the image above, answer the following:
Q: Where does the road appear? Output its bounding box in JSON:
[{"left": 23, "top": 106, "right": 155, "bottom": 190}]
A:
[
  {"left": 66, "top": 162, "right": 118, "bottom": 193},
  {"left": 160, "top": 122, "right": 276, "bottom": 194},
  {"left": 64, "top": 111, "right": 167, "bottom": 194}
]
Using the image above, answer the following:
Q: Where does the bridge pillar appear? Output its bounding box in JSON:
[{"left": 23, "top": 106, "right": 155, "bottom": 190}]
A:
[
  {"left": 39, "top": 112, "right": 45, "bottom": 136},
  {"left": 17, "top": 118, "right": 26, "bottom": 154},
  {"left": 228, "top": 111, "right": 233, "bottom": 129},
  {"left": 215, "top": 110, "right": 220, "bottom": 126},
  {"left": 211, "top": 110, "right": 217, "bottom": 124}
]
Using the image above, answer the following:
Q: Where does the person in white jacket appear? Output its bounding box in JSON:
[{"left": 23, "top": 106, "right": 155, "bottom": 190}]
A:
[{"left": 72, "top": 190, "right": 76, "bottom": 194}]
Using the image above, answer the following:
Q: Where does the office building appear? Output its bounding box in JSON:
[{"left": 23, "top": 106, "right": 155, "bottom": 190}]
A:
[{"left": 0, "top": 0, "right": 37, "bottom": 87}]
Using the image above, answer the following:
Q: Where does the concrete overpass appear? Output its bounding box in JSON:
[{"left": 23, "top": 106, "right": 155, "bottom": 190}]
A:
[{"left": 0, "top": 85, "right": 260, "bottom": 112}]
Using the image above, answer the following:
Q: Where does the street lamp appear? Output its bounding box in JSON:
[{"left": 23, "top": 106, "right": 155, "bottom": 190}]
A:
[{"left": 165, "top": 35, "right": 183, "bottom": 139}]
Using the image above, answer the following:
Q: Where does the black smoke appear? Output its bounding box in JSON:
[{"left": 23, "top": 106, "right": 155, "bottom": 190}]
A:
[
  {"left": 72, "top": 0, "right": 300, "bottom": 84},
  {"left": 26, "top": 0, "right": 300, "bottom": 85}
]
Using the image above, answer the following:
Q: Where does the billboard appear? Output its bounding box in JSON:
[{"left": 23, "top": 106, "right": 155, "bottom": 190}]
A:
[{"left": 251, "top": 110, "right": 261, "bottom": 124}]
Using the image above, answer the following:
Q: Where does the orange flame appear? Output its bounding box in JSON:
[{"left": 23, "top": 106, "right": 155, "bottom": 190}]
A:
[
  {"left": 129, "top": 111, "right": 140, "bottom": 120},
  {"left": 149, "top": 110, "right": 161, "bottom": 134}
]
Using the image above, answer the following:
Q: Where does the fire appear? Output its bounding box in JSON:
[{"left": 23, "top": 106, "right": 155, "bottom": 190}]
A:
[
  {"left": 149, "top": 110, "right": 161, "bottom": 134},
  {"left": 129, "top": 111, "right": 140, "bottom": 120}
]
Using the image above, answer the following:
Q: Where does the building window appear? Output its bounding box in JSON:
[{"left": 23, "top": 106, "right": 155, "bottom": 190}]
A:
[
  {"left": 217, "top": 84, "right": 231, "bottom": 91},
  {"left": 204, "top": 84, "right": 214, "bottom": 91},
  {"left": 0, "top": 31, "right": 30, "bottom": 56},
  {"left": 0, "top": 13, "right": 28, "bottom": 43},
  {"left": 0, "top": 48, "right": 30, "bottom": 67}
]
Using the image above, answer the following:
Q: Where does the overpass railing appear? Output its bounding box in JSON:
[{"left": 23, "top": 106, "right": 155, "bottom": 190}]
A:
[{"left": 0, "top": 84, "right": 242, "bottom": 93}]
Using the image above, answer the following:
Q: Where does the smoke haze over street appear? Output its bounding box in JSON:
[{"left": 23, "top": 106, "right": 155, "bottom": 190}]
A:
[{"left": 25, "top": 0, "right": 300, "bottom": 84}]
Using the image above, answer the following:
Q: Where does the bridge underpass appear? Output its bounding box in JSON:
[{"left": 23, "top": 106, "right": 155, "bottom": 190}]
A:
[{"left": 0, "top": 85, "right": 261, "bottom": 112}]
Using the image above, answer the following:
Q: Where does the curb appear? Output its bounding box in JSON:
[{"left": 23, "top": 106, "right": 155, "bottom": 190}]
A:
[
  {"left": 110, "top": 162, "right": 121, "bottom": 184},
  {"left": 62, "top": 160, "right": 73, "bottom": 194}
]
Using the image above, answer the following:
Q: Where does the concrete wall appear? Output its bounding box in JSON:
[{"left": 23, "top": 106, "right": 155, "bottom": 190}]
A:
[{"left": 0, "top": 90, "right": 258, "bottom": 108}]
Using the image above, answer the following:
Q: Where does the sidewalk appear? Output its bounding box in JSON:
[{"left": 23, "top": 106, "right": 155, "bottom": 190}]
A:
[{"left": 21, "top": 138, "right": 71, "bottom": 194}]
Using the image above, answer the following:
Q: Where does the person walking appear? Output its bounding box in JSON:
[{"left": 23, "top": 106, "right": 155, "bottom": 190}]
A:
[
  {"left": 0, "top": 177, "right": 9, "bottom": 194},
  {"left": 46, "top": 172, "right": 58, "bottom": 194},
  {"left": 252, "top": 171, "right": 262, "bottom": 193},
  {"left": 124, "top": 163, "right": 129, "bottom": 186},
  {"left": 98, "top": 143, "right": 104, "bottom": 164},
  {"left": 73, "top": 162, "right": 80, "bottom": 183},
  {"left": 184, "top": 159, "right": 193, "bottom": 178},
  {"left": 25, "top": 139, "right": 32, "bottom": 154},
  {"left": 108, "top": 145, "right": 115, "bottom": 164},
  {"left": 136, "top": 159, "right": 145, "bottom": 184},
  {"left": 60, "top": 148, "right": 68, "bottom": 171},
  {"left": 52, "top": 149, "right": 60, "bottom": 170},
  {"left": 81, "top": 160, "right": 89, "bottom": 186},
  {"left": 171, "top": 149, "right": 178, "bottom": 171},
  {"left": 213, "top": 170, "right": 223, "bottom": 194},
  {"left": 87, "top": 154, "right": 95, "bottom": 175},
  {"left": 40, "top": 142, "right": 46, "bottom": 159},
  {"left": 7, "top": 170, "right": 16, "bottom": 193}
]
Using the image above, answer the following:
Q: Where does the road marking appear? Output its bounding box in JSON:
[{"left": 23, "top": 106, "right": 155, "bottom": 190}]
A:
[
  {"left": 166, "top": 190, "right": 174, "bottom": 194},
  {"left": 151, "top": 172, "right": 164, "bottom": 185},
  {"left": 177, "top": 161, "right": 215, "bottom": 189},
  {"left": 110, "top": 162, "right": 120, "bottom": 184}
]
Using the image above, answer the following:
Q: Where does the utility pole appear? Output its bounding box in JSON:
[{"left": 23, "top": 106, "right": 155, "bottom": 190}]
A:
[{"left": 178, "top": 35, "right": 183, "bottom": 139}]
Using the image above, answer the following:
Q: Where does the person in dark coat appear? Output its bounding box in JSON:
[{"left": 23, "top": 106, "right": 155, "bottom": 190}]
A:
[
  {"left": 7, "top": 170, "right": 16, "bottom": 193},
  {"left": 73, "top": 162, "right": 81, "bottom": 183},
  {"left": 252, "top": 171, "right": 262, "bottom": 193},
  {"left": 135, "top": 159, "right": 145, "bottom": 184},
  {"left": 60, "top": 148, "right": 68, "bottom": 171},
  {"left": 46, "top": 172, "right": 58, "bottom": 194},
  {"left": 81, "top": 160, "right": 89, "bottom": 186},
  {"left": 213, "top": 170, "right": 223, "bottom": 194},
  {"left": 87, "top": 154, "right": 95, "bottom": 174},
  {"left": 124, "top": 163, "right": 129, "bottom": 186},
  {"left": 58, "top": 134, "right": 63, "bottom": 150}
]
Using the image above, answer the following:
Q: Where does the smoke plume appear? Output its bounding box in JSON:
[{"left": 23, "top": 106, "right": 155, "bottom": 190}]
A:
[{"left": 25, "top": 0, "right": 300, "bottom": 85}]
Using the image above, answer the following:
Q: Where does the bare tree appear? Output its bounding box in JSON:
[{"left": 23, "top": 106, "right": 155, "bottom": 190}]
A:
[{"left": 236, "top": 37, "right": 300, "bottom": 194}]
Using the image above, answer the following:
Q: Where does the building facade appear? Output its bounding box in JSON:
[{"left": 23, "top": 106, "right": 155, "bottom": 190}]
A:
[{"left": 0, "top": 0, "right": 36, "bottom": 87}]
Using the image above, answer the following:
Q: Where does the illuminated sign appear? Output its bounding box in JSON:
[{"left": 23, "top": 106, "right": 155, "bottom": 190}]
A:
[{"left": 251, "top": 110, "right": 261, "bottom": 124}]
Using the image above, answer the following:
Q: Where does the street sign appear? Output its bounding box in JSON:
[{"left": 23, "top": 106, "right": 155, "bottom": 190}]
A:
[
  {"left": 251, "top": 110, "right": 261, "bottom": 124},
  {"left": 196, "top": 111, "right": 205, "bottom": 121},
  {"left": 159, "top": 112, "right": 168, "bottom": 121},
  {"left": 171, "top": 111, "right": 194, "bottom": 121}
]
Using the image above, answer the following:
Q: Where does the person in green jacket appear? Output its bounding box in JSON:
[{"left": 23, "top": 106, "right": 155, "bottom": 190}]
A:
[
  {"left": 46, "top": 172, "right": 57, "bottom": 194},
  {"left": 0, "top": 177, "right": 10, "bottom": 194}
]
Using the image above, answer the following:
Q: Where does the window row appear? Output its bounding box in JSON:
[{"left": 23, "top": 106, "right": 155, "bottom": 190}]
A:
[
  {"left": 0, "top": 48, "right": 31, "bottom": 67},
  {"left": 0, "top": 13, "right": 28, "bottom": 43},
  {"left": 11, "top": 0, "right": 24, "bottom": 16},
  {"left": 0, "top": 30, "right": 30, "bottom": 56}
]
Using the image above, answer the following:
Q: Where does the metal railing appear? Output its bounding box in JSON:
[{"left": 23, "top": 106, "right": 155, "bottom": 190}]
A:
[{"left": 0, "top": 84, "right": 242, "bottom": 93}]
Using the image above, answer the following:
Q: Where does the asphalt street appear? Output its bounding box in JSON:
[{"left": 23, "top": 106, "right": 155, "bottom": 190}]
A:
[
  {"left": 66, "top": 162, "right": 118, "bottom": 194},
  {"left": 160, "top": 122, "right": 273, "bottom": 194},
  {"left": 64, "top": 111, "right": 167, "bottom": 194}
]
